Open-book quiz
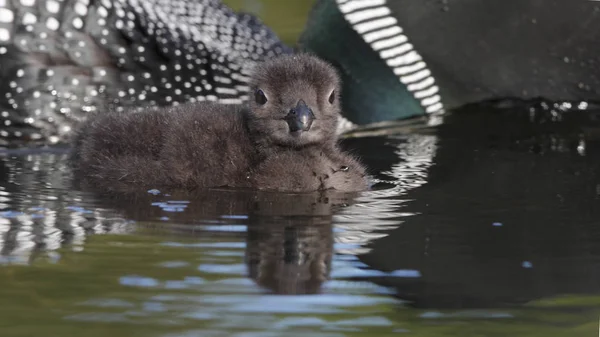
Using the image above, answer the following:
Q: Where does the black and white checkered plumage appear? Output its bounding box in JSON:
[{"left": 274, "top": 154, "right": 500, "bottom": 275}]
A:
[{"left": 0, "top": 0, "right": 292, "bottom": 145}]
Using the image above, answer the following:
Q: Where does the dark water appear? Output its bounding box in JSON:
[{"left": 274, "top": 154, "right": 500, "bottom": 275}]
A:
[{"left": 1, "top": 103, "right": 600, "bottom": 336}]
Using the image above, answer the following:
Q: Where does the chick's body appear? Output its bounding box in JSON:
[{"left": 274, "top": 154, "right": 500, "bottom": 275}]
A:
[
  {"left": 72, "top": 103, "right": 254, "bottom": 192},
  {"left": 70, "top": 54, "right": 369, "bottom": 193}
]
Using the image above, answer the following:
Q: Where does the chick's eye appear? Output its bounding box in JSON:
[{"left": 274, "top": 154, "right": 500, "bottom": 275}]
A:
[
  {"left": 328, "top": 90, "right": 336, "bottom": 104},
  {"left": 255, "top": 89, "right": 267, "bottom": 105}
]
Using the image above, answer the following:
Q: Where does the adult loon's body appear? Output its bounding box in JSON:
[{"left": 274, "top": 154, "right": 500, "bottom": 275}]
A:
[
  {"left": 0, "top": 0, "right": 291, "bottom": 145},
  {"left": 1, "top": 0, "right": 599, "bottom": 146},
  {"left": 70, "top": 54, "right": 369, "bottom": 193}
]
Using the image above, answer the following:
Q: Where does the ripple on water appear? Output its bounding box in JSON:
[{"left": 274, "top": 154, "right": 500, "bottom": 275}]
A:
[{"left": 157, "top": 261, "right": 190, "bottom": 268}]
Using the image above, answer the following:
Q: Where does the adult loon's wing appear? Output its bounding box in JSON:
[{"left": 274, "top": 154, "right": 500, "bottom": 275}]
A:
[
  {"left": 0, "top": 0, "right": 291, "bottom": 145},
  {"left": 299, "top": 0, "right": 444, "bottom": 126},
  {"left": 385, "top": 0, "right": 600, "bottom": 109},
  {"left": 301, "top": 0, "right": 600, "bottom": 125}
]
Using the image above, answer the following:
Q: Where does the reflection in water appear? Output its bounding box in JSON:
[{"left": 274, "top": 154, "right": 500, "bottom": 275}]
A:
[
  {"left": 84, "top": 187, "right": 355, "bottom": 295},
  {"left": 246, "top": 215, "right": 333, "bottom": 295},
  {"left": 1, "top": 102, "right": 600, "bottom": 335},
  {"left": 0, "top": 151, "right": 132, "bottom": 263},
  {"left": 361, "top": 102, "right": 600, "bottom": 308},
  {"left": 334, "top": 134, "right": 438, "bottom": 255}
]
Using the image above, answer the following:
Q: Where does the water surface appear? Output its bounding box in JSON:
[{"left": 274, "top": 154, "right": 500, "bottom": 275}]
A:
[{"left": 1, "top": 102, "right": 600, "bottom": 336}]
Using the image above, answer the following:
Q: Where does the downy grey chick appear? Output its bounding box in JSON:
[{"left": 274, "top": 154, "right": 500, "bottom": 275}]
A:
[{"left": 70, "top": 54, "right": 369, "bottom": 193}]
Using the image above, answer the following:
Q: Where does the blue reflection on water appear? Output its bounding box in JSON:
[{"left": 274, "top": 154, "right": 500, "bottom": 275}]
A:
[
  {"left": 120, "top": 275, "right": 161, "bottom": 287},
  {"left": 161, "top": 242, "right": 246, "bottom": 249}
]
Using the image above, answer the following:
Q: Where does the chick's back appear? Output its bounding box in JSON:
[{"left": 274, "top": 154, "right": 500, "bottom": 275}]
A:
[
  {"left": 71, "top": 102, "right": 255, "bottom": 191},
  {"left": 161, "top": 102, "right": 255, "bottom": 188}
]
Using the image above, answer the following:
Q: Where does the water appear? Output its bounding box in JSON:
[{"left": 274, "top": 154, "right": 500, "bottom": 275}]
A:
[{"left": 1, "top": 102, "right": 600, "bottom": 336}]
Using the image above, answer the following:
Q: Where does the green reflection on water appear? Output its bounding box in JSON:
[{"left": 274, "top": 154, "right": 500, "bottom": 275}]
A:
[
  {"left": 222, "top": 0, "right": 315, "bottom": 44},
  {"left": 0, "top": 234, "right": 397, "bottom": 336},
  {"left": 0, "top": 233, "right": 598, "bottom": 337}
]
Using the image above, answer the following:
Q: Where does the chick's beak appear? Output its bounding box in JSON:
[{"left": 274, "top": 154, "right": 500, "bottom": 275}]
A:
[{"left": 285, "top": 99, "right": 315, "bottom": 132}]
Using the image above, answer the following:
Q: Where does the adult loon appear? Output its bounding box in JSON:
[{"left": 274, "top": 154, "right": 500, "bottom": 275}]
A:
[{"left": 1, "top": 0, "right": 598, "bottom": 146}]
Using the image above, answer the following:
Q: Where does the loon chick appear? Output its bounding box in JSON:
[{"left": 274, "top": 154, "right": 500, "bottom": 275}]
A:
[{"left": 70, "top": 53, "right": 369, "bottom": 193}]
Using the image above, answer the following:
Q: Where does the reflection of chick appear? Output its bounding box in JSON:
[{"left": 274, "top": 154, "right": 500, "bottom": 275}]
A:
[
  {"left": 70, "top": 54, "right": 369, "bottom": 193},
  {"left": 246, "top": 217, "right": 333, "bottom": 295},
  {"left": 243, "top": 190, "right": 357, "bottom": 295}
]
